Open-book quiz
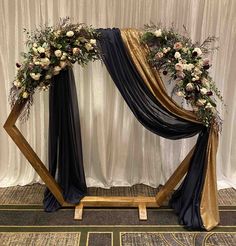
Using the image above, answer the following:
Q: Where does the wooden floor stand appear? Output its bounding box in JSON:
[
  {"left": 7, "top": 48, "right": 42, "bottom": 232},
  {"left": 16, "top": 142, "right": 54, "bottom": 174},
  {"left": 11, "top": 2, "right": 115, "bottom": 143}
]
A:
[
  {"left": 4, "top": 100, "right": 193, "bottom": 221},
  {"left": 74, "top": 196, "right": 158, "bottom": 220}
]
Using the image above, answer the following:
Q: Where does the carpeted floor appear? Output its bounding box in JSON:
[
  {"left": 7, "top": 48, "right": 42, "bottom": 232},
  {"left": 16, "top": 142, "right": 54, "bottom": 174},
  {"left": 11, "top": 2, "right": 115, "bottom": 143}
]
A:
[{"left": 0, "top": 184, "right": 235, "bottom": 245}]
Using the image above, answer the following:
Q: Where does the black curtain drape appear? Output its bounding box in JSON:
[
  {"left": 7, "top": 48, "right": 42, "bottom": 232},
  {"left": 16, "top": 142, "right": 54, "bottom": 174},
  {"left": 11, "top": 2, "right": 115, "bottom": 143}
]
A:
[
  {"left": 43, "top": 69, "right": 87, "bottom": 212},
  {"left": 97, "top": 28, "right": 209, "bottom": 230}
]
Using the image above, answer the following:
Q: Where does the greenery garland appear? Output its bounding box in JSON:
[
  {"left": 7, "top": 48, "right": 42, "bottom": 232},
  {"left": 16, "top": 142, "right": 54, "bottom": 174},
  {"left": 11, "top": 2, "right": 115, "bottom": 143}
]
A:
[
  {"left": 10, "top": 17, "right": 100, "bottom": 120},
  {"left": 141, "top": 25, "right": 223, "bottom": 128},
  {"left": 10, "top": 19, "right": 223, "bottom": 128}
]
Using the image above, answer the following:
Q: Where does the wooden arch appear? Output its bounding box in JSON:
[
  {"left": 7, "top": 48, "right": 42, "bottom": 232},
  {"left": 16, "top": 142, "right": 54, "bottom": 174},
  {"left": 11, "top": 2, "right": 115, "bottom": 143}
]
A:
[{"left": 4, "top": 98, "right": 193, "bottom": 220}]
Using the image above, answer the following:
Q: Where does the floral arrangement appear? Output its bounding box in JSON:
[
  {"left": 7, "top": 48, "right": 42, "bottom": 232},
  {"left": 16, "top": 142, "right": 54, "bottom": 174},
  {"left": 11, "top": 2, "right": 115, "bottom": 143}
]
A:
[
  {"left": 10, "top": 17, "right": 100, "bottom": 120},
  {"left": 141, "top": 25, "right": 223, "bottom": 128}
]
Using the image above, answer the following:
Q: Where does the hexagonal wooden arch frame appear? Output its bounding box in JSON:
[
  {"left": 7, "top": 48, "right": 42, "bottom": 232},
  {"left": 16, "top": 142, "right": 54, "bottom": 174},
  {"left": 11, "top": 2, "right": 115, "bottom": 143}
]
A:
[{"left": 4, "top": 99, "right": 194, "bottom": 220}]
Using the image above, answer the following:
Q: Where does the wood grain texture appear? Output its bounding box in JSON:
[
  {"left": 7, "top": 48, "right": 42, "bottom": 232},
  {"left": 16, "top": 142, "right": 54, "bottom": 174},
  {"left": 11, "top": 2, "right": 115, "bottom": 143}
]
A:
[{"left": 3, "top": 100, "right": 65, "bottom": 206}]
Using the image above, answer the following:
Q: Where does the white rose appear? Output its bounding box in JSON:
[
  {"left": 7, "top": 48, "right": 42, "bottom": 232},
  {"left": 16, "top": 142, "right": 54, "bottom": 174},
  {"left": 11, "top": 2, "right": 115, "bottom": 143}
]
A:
[
  {"left": 66, "top": 31, "right": 74, "bottom": 37},
  {"left": 53, "top": 66, "right": 61, "bottom": 75},
  {"left": 175, "top": 63, "right": 184, "bottom": 71},
  {"left": 205, "top": 102, "right": 213, "bottom": 109},
  {"left": 60, "top": 61, "right": 67, "bottom": 69},
  {"left": 200, "top": 88, "right": 208, "bottom": 95},
  {"left": 186, "top": 83, "right": 194, "bottom": 91},
  {"left": 41, "top": 58, "right": 50, "bottom": 67},
  {"left": 14, "top": 80, "right": 21, "bottom": 87},
  {"left": 37, "top": 47, "right": 45, "bottom": 53},
  {"left": 90, "top": 39, "right": 96, "bottom": 45},
  {"left": 197, "top": 99, "right": 206, "bottom": 106},
  {"left": 176, "top": 91, "right": 185, "bottom": 97},
  {"left": 174, "top": 52, "right": 181, "bottom": 59},
  {"left": 54, "top": 50, "right": 62, "bottom": 57},
  {"left": 153, "top": 29, "right": 162, "bottom": 37},
  {"left": 45, "top": 74, "right": 52, "bottom": 80},
  {"left": 22, "top": 91, "right": 29, "bottom": 99},
  {"left": 61, "top": 55, "right": 67, "bottom": 61},
  {"left": 193, "top": 47, "right": 202, "bottom": 56},
  {"left": 85, "top": 43, "right": 93, "bottom": 51},
  {"left": 32, "top": 47, "right": 38, "bottom": 54},
  {"left": 30, "top": 72, "right": 41, "bottom": 80}
]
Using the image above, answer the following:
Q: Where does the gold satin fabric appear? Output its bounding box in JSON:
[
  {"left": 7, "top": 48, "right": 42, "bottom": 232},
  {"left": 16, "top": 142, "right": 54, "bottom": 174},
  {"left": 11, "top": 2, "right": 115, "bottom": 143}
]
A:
[
  {"left": 200, "top": 127, "right": 219, "bottom": 230},
  {"left": 121, "top": 28, "right": 219, "bottom": 230}
]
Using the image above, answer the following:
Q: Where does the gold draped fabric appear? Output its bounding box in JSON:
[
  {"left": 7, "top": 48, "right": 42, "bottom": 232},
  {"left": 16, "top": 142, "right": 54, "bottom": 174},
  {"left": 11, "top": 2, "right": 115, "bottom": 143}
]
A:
[{"left": 121, "top": 28, "right": 219, "bottom": 231}]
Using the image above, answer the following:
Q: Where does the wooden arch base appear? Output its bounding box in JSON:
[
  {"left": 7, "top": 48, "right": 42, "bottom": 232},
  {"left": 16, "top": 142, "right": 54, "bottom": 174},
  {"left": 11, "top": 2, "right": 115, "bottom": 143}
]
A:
[{"left": 4, "top": 100, "right": 193, "bottom": 221}]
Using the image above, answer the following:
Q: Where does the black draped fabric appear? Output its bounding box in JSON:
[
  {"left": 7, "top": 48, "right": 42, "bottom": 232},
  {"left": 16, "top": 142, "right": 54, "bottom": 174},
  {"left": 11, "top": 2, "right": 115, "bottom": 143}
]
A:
[
  {"left": 43, "top": 69, "right": 87, "bottom": 212},
  {"left": 97, "top": 28, "right": 209, "bottom": 230}
]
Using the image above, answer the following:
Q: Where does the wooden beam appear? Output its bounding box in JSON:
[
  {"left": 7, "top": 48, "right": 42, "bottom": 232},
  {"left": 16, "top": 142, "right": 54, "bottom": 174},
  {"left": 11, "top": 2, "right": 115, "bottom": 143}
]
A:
[
  {"left": 4, "top": 100, "right": 65, "bottom": 206},
  {"left": 155, "top": 146, "right": 195, "bottom": 206},
  {"left": 74, "top": 203, "right": 84, "bottom": 220},
  {"left": 138, "top": 203, "right": 147, "bottom": 220},
  {"left": 79, "top": 196, "right": 159, "bottom": 208}
]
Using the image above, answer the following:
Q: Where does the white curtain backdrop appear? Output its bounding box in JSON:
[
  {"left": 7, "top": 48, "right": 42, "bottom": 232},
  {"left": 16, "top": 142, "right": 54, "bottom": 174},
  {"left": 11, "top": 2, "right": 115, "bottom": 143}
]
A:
[{"left": 0, "top": 0, "right": 235, "bottom": 189}]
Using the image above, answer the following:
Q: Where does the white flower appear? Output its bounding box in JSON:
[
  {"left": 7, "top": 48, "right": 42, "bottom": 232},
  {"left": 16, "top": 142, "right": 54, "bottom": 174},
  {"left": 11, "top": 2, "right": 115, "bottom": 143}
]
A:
[
  {"left": 60, "top": 61, "right": 67, "bottom": 69},
  {"left": 37, "top": 47, "right": 45, "bottom": 53},
  {"left": 66, "top": 31, "right": 74, "bottom": 37},
  {"left": 193, "top": 47, "right": 202, "bottom": 56},
  {"left": 196, "top": 99, "right": 206, "bottom": 106},
  {"left": 176, "top": 91, "right": 185, "bottom": 97},
  {"left": 174, "top": 52, "right": 181, "bottom": 59},
  {"left": 22, "top": 91, "right": 29, "bottom": 99},
  {"left": 61, "top": 55, "right": 67, "bottom": 61},
  {"left": 45, "top": 74, "right": 52, "bottom": 80},
  {"left": 167, "top": 47, "right": 171, "bottom": 51},
  {"left": 163, "top": 48, "right": 168, "bottom": 53},
  {"left": 85, "top": 43, "right": 93, "bottom": 51},
  {"left": 175, "top": 63, "right": 184, "bottom": 71},
  {"left": 30, "top": 72, "right": 41, "bottom": 80},
  {"left": 72, "top": 47, "right": 80, "bottom": 55},
  {"left": 54, "top": 50, "right": 62, "bottom": 57},
  {"left": 34, "top": 61, "right": 40, "bottom": 65},
  {"left": 32, "top": 47, "right": 38, "bottom": 54},
  {"left": 186, "top": 83, "right": 194, "bottom": 91},
  {"left": 202, "top": 78, "right": 210, "bottom": 88},
  {"left": 200, "top": 88, "right": 208, "bottom": 95},
  {"left": 205, "top": 102, "right": 213, "bottom": 109},
  {"left": 184, "top": 63, "right": 194, "bottom": 71},
  {"left": 13, "top": 80, "right": 21, "bottom": 87},
  {"left": 33, "top": 43, "right": 38, "bottom": 48},
  {"left": 54, "top": 66, "right": 61, "bottom": 72},
  {"left": 153, "top": 29, "right": 162, "bottom": 37},
  {"left": 194, "top": 67, "right": 202, "bottom": 75},
  {"left": 40, "top": 58, "right": 50, "bottom": 67},
  {"left": 182, "top": 47, "right": 189, "bottom": 53},
  {"left": 90, "top": 39, "right": 96, "bottom": 45}
]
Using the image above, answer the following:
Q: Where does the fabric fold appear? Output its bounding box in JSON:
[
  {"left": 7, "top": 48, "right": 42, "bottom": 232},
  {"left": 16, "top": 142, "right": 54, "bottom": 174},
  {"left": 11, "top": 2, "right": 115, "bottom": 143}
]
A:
[
  {"left": 97, "top": 28, "right": 215, "bottom": 230},
  {"left": 120, "top": 28, "right": 219, "bottom": 230},
  {"left": 44, "top": 69, "right": 87, "bottom": 212}
]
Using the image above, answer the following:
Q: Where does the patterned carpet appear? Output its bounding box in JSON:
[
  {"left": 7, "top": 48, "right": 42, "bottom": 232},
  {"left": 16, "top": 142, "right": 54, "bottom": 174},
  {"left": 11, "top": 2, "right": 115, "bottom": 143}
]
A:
[{"left": 0, "top": 184, "right": 235, "bottom": 246}]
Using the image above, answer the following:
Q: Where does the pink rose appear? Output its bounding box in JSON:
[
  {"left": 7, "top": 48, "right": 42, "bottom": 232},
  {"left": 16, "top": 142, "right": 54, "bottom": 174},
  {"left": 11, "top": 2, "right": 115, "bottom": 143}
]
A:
[
  {"left": 174, "top": 42, "right": 183, "bottom": 50},
  {"left": 175, "top": 63, "right": 183, "bottom": 71},
  {"left": 176, "top": 71, "right": 185, "bottom": 79},
  {"left": 203, "top": 58, "right": 210, "bottom": 66},
  {"left": 155, "top": 52, "right": 164, "bottom": 59}
]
